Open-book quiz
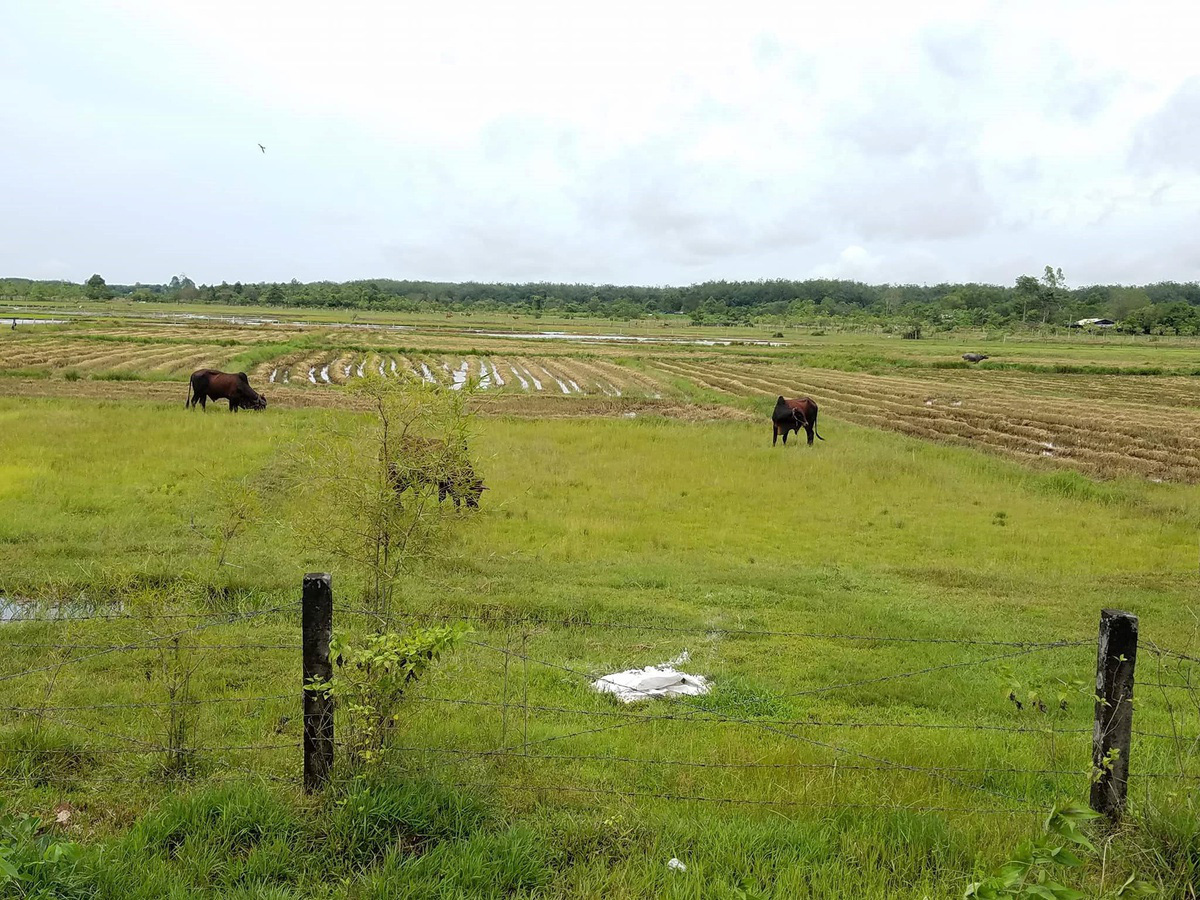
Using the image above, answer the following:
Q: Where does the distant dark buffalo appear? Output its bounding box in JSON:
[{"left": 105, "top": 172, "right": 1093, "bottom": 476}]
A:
[
  {"left": 772, "top": 396, "right": 824, "bottom": 447},
  {"left": 961, "top": 353, "right": 990, "bottom": 363},
  {"left": 387, "top": 437, "right": 486, "bottom": 509},
  {"left": 186, "top": 369, "right": 267, "bottom": 412}
]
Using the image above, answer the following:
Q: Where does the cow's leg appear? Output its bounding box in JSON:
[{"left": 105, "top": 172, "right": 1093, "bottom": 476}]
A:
[
  {"left": 199, "top": 394, "right": 207, "bottom": 411},
  {"left": 805, "top": 423, "right": 814, "bottom": 446},
  {"left": 772, "top": 423, "right": 779, "bottom": 446},
  {"left": 781, "top": 429, "right": 788, "bottom": 445}
]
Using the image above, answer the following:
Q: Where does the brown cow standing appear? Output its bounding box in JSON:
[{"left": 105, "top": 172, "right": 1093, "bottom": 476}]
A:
[
  {"left": 772, "top": 395, "right": 824, "bottom": 446},
  {"left": 186, "top": 370, "right": 267, "bottom": 412}
]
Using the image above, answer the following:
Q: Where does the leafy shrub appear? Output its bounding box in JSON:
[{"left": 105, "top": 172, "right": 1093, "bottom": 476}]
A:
[
  {"left": 965, "top": 804, "right": 1154, "bottom": 899},
  {"left": 308, "top": 625, "right": 468, "bottom": 769},
  {"left": 0, "top": 808, "right": 87, "bottom": 898}
]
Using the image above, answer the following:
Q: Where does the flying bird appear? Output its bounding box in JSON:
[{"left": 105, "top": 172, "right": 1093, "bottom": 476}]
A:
[{"left": 258, "top": 143, "right": 266, "bottom": 153}]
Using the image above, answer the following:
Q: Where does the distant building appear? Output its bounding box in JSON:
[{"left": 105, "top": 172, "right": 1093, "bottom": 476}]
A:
[{"left": 1070, "top": 318, "right": 1116, "bottom": 328}]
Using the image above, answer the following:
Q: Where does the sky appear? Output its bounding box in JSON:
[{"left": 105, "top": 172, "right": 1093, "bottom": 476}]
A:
[{"left": 2, "top": 0, "right": 1199, "bottom": 288}]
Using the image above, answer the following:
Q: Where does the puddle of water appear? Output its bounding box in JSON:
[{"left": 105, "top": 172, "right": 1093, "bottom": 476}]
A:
[
  {"left": 509, "top": 366, "right": 529, "bottom": 389},
  {"left": 320, "top": 366, "right": 331, "bottom": 383},
  {"left": 449, "top": 361, "right": 470, "bottom": 390},
  {"left": 522, "top": 366, "right": 542, "bottom": 390},
  {"left": 478, "top": 359, "right": 491, "bottom": 389},
  {"left": 269, "top": 368, "right": 278, "bottom": 384},
  {"left": 470, "top": 330, "right": 786, "bottom": 347},
  {"left": 420, "top": 363, "right": 437, "bottom": 384},
  {"left": 1, "top": 597, "right": 123, "bottom": 622},
  {"left": 150, "top": 312, "right": 279, "bottom": 326},
  {"left": 308, "top": 367, "right": 317, "bottom": 384},
  {"left": 490, "top": 362, "right": 505, "bottom": 387},
  {"left": 8, "top": 318, "right": 67, "bottom": 326}
]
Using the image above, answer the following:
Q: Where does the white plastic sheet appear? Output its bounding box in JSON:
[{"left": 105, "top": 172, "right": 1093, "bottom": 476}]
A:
[{"left": 592, "top": 655, "right": 710, "bottom": 704}]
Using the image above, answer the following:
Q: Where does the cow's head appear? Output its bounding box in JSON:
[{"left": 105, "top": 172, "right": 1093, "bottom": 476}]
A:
[
  {"left": 464, "top": 478, "right": 487, "bottom": 508},
  {"left": 251, "top": 393, "right": 268, "bottom": 410}
]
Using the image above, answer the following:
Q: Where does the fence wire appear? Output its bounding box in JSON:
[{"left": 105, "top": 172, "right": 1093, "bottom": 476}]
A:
[{"left": 2, "top": 600, "right": 1198, "bottom": 816}]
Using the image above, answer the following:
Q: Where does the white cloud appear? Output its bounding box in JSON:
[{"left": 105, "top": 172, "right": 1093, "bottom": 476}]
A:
[{"left": 2, "top": 0, "right": 1200, "bottom": 285}]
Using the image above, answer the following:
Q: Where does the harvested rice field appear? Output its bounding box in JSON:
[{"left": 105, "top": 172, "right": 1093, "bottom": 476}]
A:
[{"left": 6, "top": 306, "right": 1200, "bottom": 484}]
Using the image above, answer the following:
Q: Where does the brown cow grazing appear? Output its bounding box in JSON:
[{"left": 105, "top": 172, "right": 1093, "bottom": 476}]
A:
[
  {"left": 186, "top": 370, "right": 267, "bottom": 412},
  {"left": 772, "top": 395, "right": 824, "bottom": 446}
]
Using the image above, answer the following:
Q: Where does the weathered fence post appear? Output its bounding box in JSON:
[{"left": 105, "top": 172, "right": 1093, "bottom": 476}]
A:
[
  {"left": 1090, "top": 609, "right": 1138, "bottom": 823},
  {"left": 302, "top": 573, "right": 334, "bottom": 793}
]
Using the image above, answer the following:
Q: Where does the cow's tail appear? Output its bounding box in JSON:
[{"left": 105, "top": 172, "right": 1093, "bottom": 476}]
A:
[
  {"left": 814, "top": 428, "right": 825, "bottom": 441},
  {"left": 185, "top": 378, "right": 192, "bottom": 409}
]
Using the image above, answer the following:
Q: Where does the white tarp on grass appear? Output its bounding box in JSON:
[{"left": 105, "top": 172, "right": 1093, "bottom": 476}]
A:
[{"left": 592, "top": 655, "right": 710, "bottom": 703}]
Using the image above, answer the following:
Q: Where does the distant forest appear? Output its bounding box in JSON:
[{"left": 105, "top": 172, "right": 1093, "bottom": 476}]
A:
[{"left": 6, "top": 268, "right": 1200, "bottom": 334}]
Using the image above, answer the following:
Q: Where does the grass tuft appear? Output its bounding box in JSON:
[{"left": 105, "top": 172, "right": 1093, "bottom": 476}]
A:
[{"left": 0, "top": 723, "right": 96, "bottom": 785}]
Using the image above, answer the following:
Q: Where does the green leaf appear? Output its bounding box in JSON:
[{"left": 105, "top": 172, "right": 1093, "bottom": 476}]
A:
[
  {"left": 1040, "top": 883, "right": 1085, "bottom": 900},
  {"left": 1116, "top": 872, "right": 1157, "bottom": 897},
  {"left": 0, "top": 854, "right": 21, "bottom": 883},
  {"left": 1024, "top": 886, "right": 1060, "bottom": 899}
]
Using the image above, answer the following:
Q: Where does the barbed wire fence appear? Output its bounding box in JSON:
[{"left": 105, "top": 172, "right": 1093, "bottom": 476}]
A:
[{"left": 2, "top": 578, "right": 1198, "bottom": 823}]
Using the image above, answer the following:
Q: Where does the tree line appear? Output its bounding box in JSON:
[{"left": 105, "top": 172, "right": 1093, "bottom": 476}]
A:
[{"left": 5, "top": 268, "right": 1200, "bottom": 334}]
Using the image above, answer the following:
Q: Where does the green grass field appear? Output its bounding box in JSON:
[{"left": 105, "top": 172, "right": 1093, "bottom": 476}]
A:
[{"left": 3, "top": 311, "right": 1200, "bottom": 898}]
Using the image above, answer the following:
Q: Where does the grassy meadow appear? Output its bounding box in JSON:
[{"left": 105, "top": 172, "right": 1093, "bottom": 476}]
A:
[{"left": 2, "top": 310, "right": 1200, "bottom": 897}]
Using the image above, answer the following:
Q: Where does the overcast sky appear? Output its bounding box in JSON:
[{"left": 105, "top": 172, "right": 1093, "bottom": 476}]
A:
[{"left": 3, "top": 0, "right": 1199, "bottom": 287}]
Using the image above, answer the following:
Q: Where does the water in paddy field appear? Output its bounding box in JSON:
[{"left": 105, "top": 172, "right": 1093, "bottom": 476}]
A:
[
  {"left": 542, "top": 366, "right": 571, "bottom": 394},
  {"left": 469, "top": 329, "right": 786, "bottom": 347},
  {"left": 8, "top": 318, "right": 67, "bottom": 325},
  {"left": 509, "top": 366, "right": 529, "bottom": 389}
]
